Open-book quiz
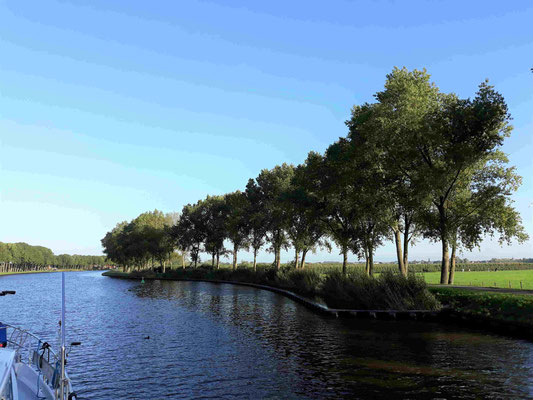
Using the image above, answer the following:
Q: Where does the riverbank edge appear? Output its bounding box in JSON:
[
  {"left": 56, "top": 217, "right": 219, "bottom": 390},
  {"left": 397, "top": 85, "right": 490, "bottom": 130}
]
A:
[
  {"left": 429, "top": 286, "right": 533, "bottom": 340},
  {"left": 102, "top": 270, "right": 439, "bottom": 319},
  {"left": 103, "top": 271, "right": 533, "bottom": 341},
  {"left": 0, "top": 269, "right": 86, "bottom": 277}
]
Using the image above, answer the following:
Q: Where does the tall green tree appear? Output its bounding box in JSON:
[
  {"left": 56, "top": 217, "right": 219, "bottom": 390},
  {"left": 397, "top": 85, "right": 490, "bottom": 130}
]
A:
[
  {"left": 346, "top": 68, "right": 438, "bottom": 275},
  {"left": 348, "top": 67, "right": 521, "bottom": 283},
  {"left": 301, "top": 149, "right": 358, "bottom": 276},
  {"left": 202, "top": 196, "right": 227, "bottom": 269},
  {"left": 224, "top": 191, "right": 250, "bottom": 270},
  {"left": 133, "top": 210, "right": 175, "bottom": 272},
  {"left": 284, "top": 163, "right": 330, "bottom": 269},
  {"left": 422, "top": 81, "right": 516, "bottom": 283},
  {"left": 245, "top": 179, "right": 268, "bottom": 271},
  {"left": 420, "top": 152, "right": 528, "bottom": 283},
  {"left": 102, "top": 221, "right": 130, "bottom": 270},
  {"left": 172, "top": 201, "right": 208, "bottom": 268},
  {"left": 251, "top": 164, "right": 294, "bottom": 269},
  {"left": 326, "top": 138, "right": 390, "bottom": 276}
]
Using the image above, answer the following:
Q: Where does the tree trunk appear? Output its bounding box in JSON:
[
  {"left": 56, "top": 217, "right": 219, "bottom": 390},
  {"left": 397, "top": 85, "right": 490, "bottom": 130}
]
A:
[
  {"left": 448, "top": 242, "right": 456, "bottom": 284},
  {"left": 364, "top": 247, "right": 370, "bottom": 276},
  {"left": 300, "top": 249, "right": 308, "bottom": 270},
  {"left": 276, "top": 247, "right": 281, "bottom": 270},
  {"left": 393, "top": 226, "right": 405, "bottom": 276},
  {"left": 368, "top": 245, "right": 374, "bottom": 277},
  {"left": 438, "top": 204, "right": 449, "bottom": 284},
  {"left": 403, "top": 228, "right": 410, "bottom": 274},
  {"left": 232, "top": 243, "right": 238, "bottom": 270},
  {"left": 253, "top": 248, "right": 258, "bottom": 272},
  {"left": 216, "top": 252, "right": 220, "bottom": 270},
  {"left": 294, "top": 248, "right": 299, "bottom": 269},
  {"left": 211, "top": 253, "right": 215, "bottom": 268},
  {"left": 440, "top": 237, "right": 449, "bottom": 284},
  {"left": 182, "top": 251, "right": 186, "bottom": 269},
  {"left": 342, "top": 246, "right": 348, "bottom": 276}
]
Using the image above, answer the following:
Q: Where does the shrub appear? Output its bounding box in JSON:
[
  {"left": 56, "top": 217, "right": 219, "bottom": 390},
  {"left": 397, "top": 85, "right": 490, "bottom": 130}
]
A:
[
  {"left": 118, "top": 265, "right": 440, "bottom": 311},
  {"left": 322, "top": 271, "right": 440, "bottom": 310},
  {"left": 322, "top": 271, "right": 371, "bottom": 309},
  {"left": 237, "top": 261, "right": 252, "bottom": 269},
  {"left": 274, "top": 268, "right": 322, "bottom": 297}
]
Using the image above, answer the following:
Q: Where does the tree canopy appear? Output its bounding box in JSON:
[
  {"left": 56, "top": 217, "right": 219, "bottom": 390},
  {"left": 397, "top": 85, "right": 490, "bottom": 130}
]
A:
[{"left": 101, "top": 68, "right": 528, "bottom": 283}]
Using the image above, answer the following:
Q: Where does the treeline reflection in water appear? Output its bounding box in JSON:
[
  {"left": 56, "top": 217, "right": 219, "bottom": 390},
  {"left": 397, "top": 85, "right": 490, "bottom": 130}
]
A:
[
  {"left": 134, "top": 279, "right": 533, "bottom": 399},
  {"left": 1, "top": 271, "right": 532, "bottom": 399}
]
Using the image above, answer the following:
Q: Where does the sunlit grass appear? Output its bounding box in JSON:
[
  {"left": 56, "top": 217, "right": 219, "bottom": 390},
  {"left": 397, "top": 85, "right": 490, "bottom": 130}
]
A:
[
  {"left": 419, "top": 270, "right": 533, "bottom": 289},
  {"left": 430, "top": 286, "right": 533, "bottom": 324}
]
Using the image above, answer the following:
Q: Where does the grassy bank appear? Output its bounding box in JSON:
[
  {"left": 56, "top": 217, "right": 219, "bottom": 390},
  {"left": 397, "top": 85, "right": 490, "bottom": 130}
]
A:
[
  {"left": 430, "top": 287, "right": 533, "bottom": 339},
  {"left": 105, "top": 267, "right": 440, "bottom": 311}
]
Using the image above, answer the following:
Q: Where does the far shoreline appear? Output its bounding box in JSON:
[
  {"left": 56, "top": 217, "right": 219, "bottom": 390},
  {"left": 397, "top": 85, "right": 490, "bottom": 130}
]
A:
[{"left": 0, "top": 269, "right": 97, "bottom": 277}]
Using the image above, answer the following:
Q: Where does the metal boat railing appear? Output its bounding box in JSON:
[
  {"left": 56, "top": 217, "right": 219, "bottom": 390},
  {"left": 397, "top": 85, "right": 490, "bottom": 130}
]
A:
[{"left": 2, "top": 323, "right": 73, "bottom": 400}]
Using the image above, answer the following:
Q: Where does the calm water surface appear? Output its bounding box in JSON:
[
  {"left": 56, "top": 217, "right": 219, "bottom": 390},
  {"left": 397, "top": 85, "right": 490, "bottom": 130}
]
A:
[{"left": 1, "top": 271, "right": 532, "bottom": 399}]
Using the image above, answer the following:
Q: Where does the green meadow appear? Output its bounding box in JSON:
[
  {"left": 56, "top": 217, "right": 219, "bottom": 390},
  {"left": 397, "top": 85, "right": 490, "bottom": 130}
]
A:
[
  {"left": 298, "top": 263, "right": 533, "bottom": 290},
  {"left": 419, "top": 270, "right": 533, "bottom": 290}
]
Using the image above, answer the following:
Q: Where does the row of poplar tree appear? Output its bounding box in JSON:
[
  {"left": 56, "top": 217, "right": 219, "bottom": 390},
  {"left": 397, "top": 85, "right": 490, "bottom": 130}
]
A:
[
  {"left": 0, "top": 241, "right": 107, "bottom": 272},
  {"left": 101, "top": 68, "right": 528, "bottom": 284}
]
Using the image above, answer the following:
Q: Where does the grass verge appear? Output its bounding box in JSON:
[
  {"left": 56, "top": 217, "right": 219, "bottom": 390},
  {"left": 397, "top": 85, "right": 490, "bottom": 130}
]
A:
[{"left": 430, "top": 286, "right": 533, "bottom": 330}]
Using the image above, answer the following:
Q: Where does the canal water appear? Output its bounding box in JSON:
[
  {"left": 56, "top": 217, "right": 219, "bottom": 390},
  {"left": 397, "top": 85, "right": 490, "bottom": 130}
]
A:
[{"left": 1, "top": 271, "right": 532, "bottom": 399}]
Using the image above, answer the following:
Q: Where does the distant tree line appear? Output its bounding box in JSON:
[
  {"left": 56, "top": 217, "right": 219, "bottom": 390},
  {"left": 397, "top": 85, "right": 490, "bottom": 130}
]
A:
[
  {"left": 0, "top": 241, "right": 107, "bottom": 273},
  {"left": 487, "top": 258, "right": 533, "bottom": 263},
  {"left": 102, "top": 68, "right": 528, "bottom": 284}
]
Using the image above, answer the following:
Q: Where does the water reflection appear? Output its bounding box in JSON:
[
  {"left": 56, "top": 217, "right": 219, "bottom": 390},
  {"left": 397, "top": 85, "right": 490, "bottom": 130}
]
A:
[
  {"left": 134, "top": 279, "right": 533, "bottom": 399},
  {"left": 1, "top": 272, "right": 532, "bottom": 399}
]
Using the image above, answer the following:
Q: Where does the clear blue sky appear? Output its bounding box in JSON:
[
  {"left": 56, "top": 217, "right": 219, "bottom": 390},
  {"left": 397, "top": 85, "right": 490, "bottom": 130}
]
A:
[{"left": 1, "top": 0, "right": 532, "bottom": 262}]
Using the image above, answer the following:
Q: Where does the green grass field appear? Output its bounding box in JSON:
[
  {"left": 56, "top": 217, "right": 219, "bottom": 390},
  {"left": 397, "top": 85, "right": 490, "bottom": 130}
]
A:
[
  {"left": 300, "top": 263, "right": 533, "bottom": 290},
  {"left": 302, "top": 263, "right": 533, "bottom": 290},
  {"left": 419, "top": 270, "right": 533, "bottom": 289}
]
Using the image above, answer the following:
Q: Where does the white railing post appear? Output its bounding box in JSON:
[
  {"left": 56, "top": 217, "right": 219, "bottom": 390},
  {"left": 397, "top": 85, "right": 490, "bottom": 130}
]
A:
[{"left": 60, "top": 272, "right": 66, "bottom": 400}]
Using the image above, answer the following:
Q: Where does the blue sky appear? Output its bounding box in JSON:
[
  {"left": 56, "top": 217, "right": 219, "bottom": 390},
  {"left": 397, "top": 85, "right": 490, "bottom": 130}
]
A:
[{"left": 1, "top": 0, "right": 532, "bottom": 262}]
